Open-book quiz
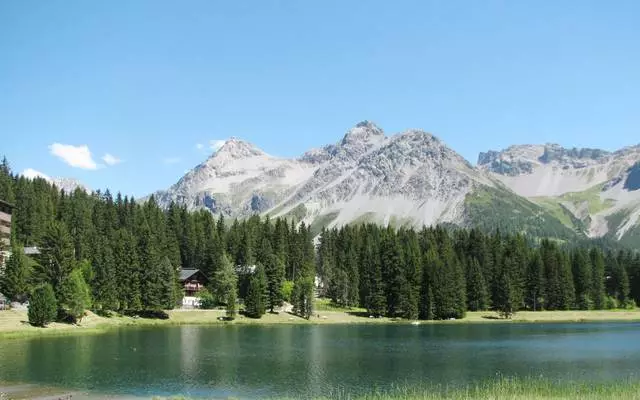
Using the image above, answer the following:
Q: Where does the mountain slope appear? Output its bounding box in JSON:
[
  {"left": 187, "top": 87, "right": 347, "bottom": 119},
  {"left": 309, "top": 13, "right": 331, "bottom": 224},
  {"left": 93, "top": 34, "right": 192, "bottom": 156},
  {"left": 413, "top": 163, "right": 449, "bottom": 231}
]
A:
[
  {"left": 150, "top": 122, "right": 585, "bottom": 240},
  {"left": 478, "top": 144, "right": 640, "bottom": 242}
]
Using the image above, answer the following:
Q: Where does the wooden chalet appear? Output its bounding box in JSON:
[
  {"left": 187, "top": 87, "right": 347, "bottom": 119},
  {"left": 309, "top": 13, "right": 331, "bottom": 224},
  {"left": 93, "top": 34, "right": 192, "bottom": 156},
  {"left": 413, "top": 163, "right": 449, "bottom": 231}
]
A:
[{"left": 179, "top": 269, "right": 208, "bottom": 297}]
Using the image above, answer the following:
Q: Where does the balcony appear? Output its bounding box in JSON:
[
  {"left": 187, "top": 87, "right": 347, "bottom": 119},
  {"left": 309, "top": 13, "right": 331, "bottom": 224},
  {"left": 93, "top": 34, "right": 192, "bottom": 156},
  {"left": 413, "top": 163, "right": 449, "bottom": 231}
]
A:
[
  {"left": 0, "top": 211, "right": 10, "bottom": 223},
  {"left": 0, "top": 225, "right": 9, "bottom": 235}
]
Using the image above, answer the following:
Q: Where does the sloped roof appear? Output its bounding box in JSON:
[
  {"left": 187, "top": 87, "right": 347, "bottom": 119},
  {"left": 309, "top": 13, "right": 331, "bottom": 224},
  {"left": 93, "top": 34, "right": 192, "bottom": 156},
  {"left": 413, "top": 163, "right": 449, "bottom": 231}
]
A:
[{"left": 179, "top": 269, "right": 201, "bottom": 281}]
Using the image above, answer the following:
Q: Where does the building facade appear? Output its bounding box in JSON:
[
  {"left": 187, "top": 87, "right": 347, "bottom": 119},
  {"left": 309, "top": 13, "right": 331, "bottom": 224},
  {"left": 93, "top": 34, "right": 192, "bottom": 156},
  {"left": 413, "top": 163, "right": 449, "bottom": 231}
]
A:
[
  {"left": 0, "top": 200, "right": 12, "bottom": 268},
  {"left": 0, "top": 199, "right": 12, "bottom": 248}
]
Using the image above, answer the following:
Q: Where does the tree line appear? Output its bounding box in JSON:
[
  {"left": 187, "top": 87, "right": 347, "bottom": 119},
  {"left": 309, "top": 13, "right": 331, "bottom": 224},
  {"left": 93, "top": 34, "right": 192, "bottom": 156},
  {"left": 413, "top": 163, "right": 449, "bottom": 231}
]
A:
[
  {"left": 318, "top": 224, "right": 640, "bottom": 319},
  {"left": 0, "top": 158, "right": 315, "bottom": 324},
  {"left": 0, "top": 156, "right": 639, "bottom": 325}
]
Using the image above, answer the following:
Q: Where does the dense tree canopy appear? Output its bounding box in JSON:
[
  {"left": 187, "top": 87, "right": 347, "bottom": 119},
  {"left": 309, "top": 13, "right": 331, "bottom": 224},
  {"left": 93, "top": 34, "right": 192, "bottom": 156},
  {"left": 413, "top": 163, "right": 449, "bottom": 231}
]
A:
[{"left": 0, "top": 156, "right": 638, "bottom": 325}]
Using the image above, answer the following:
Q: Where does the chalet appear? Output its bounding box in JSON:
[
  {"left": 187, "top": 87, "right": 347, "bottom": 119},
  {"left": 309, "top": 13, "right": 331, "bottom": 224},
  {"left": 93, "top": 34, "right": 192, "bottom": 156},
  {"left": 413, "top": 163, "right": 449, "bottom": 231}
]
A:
[{"left": 179, "top": 269, "right": 208, "bottom": 297}]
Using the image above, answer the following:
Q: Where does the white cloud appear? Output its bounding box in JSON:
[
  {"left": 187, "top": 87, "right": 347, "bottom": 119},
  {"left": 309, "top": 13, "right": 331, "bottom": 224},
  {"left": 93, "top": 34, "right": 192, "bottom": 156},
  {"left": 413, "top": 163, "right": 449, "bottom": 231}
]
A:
[
  {"left": 163, "top": 157, "right": 181, "bottom": 165},
  {"left": 195, "top": 143, "right": 204, "bottom": 150},
  {"left": 210, "top": 139, "right": 226, "bottom": 152},
  {"left": 102, "top": 153, "right": 122, "bottom": 166},
  {"left": 49, "top": 143, "right": 98, "bottom": 170}
]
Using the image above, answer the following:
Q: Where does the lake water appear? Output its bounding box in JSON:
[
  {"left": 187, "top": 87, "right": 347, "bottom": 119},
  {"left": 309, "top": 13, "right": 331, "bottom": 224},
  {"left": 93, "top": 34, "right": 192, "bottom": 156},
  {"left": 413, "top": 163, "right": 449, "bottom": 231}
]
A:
[{"left": 1, "top": 322, "right": 640, "bottom": 398}]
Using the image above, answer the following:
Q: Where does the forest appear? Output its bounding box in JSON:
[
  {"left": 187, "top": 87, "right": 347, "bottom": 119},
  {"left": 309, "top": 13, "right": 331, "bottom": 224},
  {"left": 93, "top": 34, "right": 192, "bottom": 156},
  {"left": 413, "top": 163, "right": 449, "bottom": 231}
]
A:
[{"left": 0, "top": 157, "right": 639, "bottom": 325}]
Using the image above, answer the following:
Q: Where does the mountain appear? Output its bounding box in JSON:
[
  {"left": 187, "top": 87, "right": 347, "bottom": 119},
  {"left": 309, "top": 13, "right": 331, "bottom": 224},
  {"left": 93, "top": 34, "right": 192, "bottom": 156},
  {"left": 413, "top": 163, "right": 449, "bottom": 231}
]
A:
[
  {"left": 478, "top": 144, "right": 640, "bottom": 245},
  {"left": 21, "top": 168, "right": 88, "bottom": 193},
  {"left": 150, "top": 122, "right": 580, "bottom": 239}
]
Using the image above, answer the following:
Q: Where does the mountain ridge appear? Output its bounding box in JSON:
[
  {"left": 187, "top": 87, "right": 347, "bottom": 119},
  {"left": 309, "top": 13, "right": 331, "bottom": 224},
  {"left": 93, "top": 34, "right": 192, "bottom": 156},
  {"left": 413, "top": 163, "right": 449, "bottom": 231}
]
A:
[{"left": 149, "top": 121, "right": 640, "bottom": 242}]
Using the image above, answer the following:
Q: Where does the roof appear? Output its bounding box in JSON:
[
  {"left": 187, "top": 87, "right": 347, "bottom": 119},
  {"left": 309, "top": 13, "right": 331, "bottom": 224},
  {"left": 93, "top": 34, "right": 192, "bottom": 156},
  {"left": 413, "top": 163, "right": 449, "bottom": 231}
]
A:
[{"left": 179, "top": 269, "right": 202, "bottom": 281}]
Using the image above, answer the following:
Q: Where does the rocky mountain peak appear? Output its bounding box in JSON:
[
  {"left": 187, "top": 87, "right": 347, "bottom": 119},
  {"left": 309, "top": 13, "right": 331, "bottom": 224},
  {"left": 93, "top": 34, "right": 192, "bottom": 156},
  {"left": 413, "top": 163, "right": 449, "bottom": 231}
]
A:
[
  {"left": 341, "top": 120, "right": 384, "bottom": 145},
  {"left": 207, "top": 138, "right": 267, "bottom": 164}
]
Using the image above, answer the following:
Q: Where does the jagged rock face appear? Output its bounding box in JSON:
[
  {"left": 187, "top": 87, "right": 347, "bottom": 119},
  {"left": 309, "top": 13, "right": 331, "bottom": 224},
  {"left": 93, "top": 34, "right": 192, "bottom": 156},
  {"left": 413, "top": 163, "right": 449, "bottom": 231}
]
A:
[
  {"left": 478, "top": 143, "right": 640, "bottom": 241},
  {"left": 151, "top": 122, "right": 493, "bottom": 229},
  {"left": 150, "top": 123, "right": 640, "bottom": 243},
  {"left": 478, "top": 144, "right": 640, "bottom": 197},
  {"left": 152, "top": 138, "right": 315, "bottom": 215}
]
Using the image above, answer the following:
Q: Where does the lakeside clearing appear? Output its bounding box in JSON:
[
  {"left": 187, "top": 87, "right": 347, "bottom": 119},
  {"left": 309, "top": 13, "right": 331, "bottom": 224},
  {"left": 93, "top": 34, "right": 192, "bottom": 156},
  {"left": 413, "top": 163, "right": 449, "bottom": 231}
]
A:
[{"left": 1, "top": 306, "right": 639, "bottom": 340}]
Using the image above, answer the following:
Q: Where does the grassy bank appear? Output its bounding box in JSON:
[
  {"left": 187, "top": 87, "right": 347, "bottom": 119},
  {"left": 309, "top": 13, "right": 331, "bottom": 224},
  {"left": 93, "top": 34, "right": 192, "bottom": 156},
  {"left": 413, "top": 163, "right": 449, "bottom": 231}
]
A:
[
  {"left": 1, "top": 306, "right": 639, "bottom": 340},
  {"left": 148, "top": 378, "right": 640, "bottom": 400}
]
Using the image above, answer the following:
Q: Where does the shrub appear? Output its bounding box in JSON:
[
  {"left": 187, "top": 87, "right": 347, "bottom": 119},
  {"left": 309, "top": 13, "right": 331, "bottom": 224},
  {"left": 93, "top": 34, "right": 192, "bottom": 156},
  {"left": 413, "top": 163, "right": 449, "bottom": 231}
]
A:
[
  {"left": 196, "top": 288, "right": 216, "bottom": 309},
  {"left": 28, "top": 284, "right": 58, "bottom": 327},
  {"left": 281, "top": 280, "right": 294, "bottom": 303}
]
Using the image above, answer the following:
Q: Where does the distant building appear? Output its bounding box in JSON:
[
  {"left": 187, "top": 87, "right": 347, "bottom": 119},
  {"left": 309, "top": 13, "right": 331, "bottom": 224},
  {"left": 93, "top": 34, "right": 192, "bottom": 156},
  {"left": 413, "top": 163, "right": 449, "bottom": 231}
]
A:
[
  {"left": 179, "top": 269, "right": 209, "bottom": 309},
  {"left": 0, "top": 199, "right": 13, "bottom": 268},
  {"left": 0, "top": 199, "right": 12, "bottom": 247},
  {"left": 179, "top": 269, "right": 208, "bottom": 296}
]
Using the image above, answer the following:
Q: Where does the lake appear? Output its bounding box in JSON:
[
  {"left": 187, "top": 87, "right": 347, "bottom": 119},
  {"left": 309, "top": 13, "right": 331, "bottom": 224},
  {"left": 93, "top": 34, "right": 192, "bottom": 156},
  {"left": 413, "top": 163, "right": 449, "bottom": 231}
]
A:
[{"left": 1, "top": 322, "right": 640, "bottom": 398}]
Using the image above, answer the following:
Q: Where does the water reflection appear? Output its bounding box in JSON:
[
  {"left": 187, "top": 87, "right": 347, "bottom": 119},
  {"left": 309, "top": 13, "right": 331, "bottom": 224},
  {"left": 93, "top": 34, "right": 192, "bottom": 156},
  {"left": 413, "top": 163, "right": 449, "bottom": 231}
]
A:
[{"left": 1, "top": 322, "right": 639, "bottom": 398}]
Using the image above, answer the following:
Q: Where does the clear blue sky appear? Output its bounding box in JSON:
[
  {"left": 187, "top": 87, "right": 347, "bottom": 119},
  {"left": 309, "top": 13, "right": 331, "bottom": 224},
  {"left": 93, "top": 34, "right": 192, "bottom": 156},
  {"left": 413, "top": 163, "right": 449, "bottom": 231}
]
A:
[{"left": 1, "top": 1, "right": 638, "bottom": 197}]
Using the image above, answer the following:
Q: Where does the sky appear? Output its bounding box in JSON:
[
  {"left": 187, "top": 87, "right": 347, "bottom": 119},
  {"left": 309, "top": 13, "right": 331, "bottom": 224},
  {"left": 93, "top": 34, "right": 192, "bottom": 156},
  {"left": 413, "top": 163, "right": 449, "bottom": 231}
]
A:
[{"left": 1, "top": 1, "right": 639, "bottom": 197}]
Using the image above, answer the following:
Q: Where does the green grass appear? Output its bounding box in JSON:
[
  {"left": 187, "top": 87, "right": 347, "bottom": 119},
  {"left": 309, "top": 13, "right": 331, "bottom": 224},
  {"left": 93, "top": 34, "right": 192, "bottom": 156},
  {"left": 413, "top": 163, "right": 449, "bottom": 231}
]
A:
[
  {"left": 309, "top": 211, "right": 339, "bottom": 237},
  {"left": 152, "top": 377, "right": 640, "bottom": 399},
  {"left": 283, "top": 203, "right": 307, "bottom": 222},
  {"left": 465, "top": 186, "right": 578, "bottom": 239}
]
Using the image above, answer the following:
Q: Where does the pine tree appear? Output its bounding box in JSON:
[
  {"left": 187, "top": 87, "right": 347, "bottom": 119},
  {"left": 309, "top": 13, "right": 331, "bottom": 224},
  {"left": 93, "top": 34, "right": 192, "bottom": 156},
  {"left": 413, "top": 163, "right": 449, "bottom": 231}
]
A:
[
  {"left": 245, "top": 264, "right": 268, "bottom": 318},
  {"left": 401, "top": 231, "right": 421, "bottom": 319},
  {"left": 159, "top": 256, "right": 178, "bottom": 309},
  {"left": 589, "top": 248, "right": 606, "bottom": 309},
  {"left": 525, "top": 252, "right": 544, "bottom": 311},
  {"left": 215, "top": 253, "right": 238, "bottom": 310},
  {"left": 92, "top": 236, "right": 118, "bottom": 311},
  {"left": 494, "top": 258, "right": 516, "bottom": 319},
  {"left": 381, "top": 229, "right": 405, "bottom": 317},
  {"left": 571, "top": 249, "right": 593, "bottom": 310},
  {"left": 293, "top": 261, "right": 315, "bottom": 319},
  {"left": 28, "top": 284, "right": 58, "bottom": 327},
  {"left": 557, "top": 252, "right": 576, "bottom": 310},
  {"left": 265, "top": 253, "right": 285, "bottom": 312},
  {"left": 606, "top": 251, "right": 630, "bottom": 306},
  {"left": 1, "top": 245, "right": 31, "bottom": 302},
  {"left": 35, "top": 220, "right": 75, "bottom": 299},
  {"left": 58, "top": 269, "right": 92, "bottom": 322},
  {"left": 466, "top": 257, "right": 489, "bottom": 311},
  {"left": 420, "top": 248, "right": 437, "bottom": 320}
]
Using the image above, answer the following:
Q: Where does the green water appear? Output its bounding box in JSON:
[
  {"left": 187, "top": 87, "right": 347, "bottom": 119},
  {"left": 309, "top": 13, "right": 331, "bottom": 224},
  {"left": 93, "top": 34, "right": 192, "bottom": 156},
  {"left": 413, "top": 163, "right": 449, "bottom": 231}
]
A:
[{"left": 1, "top": 322, "right": 640, "bottom": 398}]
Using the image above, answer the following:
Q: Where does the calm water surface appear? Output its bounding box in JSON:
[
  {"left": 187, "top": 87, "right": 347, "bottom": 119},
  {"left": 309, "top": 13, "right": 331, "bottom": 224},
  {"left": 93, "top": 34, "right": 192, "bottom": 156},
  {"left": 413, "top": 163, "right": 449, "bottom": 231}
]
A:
[{"left": 1, "top": 322, "right": 640, "bottom": 398}]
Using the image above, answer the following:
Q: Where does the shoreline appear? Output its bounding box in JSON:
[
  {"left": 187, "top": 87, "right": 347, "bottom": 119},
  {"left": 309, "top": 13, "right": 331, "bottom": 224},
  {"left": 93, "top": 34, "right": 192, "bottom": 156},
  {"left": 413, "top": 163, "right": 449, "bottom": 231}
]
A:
[{"left": 1, "top": 308, "right": 639, "bottom": 340}]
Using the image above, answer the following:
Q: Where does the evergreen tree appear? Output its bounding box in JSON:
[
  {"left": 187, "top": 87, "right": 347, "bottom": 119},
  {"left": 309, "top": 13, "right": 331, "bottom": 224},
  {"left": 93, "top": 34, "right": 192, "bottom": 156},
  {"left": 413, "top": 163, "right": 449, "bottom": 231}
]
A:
[
  {"left": 525, "top": 252, "right": 544, "bottom": 311},
  {"left": 606, "top": 251, "right": 630, "bottom": 306},
  {"left": 215, "top": 253, "right": 238, "bottom": 309},
  {"left": 466, "top": 257, "right": 489, "bottom": 311},
  {"left": 401, "top": 231, "right": 421, "bottom": 319},
  {"left": 158, "top": 256, "right": 178, "bottom": 309},
  {"left": 35, "top": 220, "right": 75, "bottom": 299},
  {"left": 494, "top": 258, "right": 516, "bottom": 318},
  {"left": 1, "top": 245, "right": 31, "bottom": 302},
  {"left": 245, "top": 264, "right": 268, "bottom": 318},
  {"left": 58, "top": 269, "right": 92, "bottom": 322},
  {"left": 293, "top": 261, "right": 315, "bottom": 319},
  {"left": 28, "top": 284, "right": 58, "bottom": 327},
  {"left": 589, "top": 248, "right": 606, "bottom": 309},
  {"left": 265, "top": 253, "right": 285, "bottom": 312},
  {"left": 571, "top": 249, "right": 593, "bottom": 310}
]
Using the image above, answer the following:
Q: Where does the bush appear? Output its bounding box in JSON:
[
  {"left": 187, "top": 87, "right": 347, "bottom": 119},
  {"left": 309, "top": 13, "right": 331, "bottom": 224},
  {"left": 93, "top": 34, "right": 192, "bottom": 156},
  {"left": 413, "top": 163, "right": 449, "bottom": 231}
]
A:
[
  {"left": 281, "top": 280, "right": 294, "bottom": 303},
  {"left": 28, "top": 284, "right": 58, "bottom": 327},
  {"left": 196, "top": 288, "right": 216, "bottom": 309},
  {"left": 604, "top": 296, "right": 619, "bottom": 310},
  {"left": 122, "top": 309, "right": 170, "bottom": 319}
]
